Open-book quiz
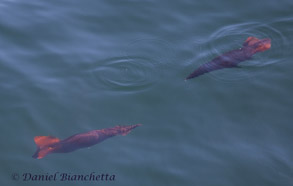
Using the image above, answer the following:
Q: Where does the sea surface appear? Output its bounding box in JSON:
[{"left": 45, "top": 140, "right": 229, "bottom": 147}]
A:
[{"left": 1, "top": 0, "right": 293, "bottom": 185}]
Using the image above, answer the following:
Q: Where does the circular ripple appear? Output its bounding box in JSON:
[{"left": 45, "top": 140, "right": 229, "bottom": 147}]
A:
[
  {"left": 196, "top": 22, "right": 287, "bottom": 82},
  {"left": 90, "top": 38, "right": 175, "bottom": 93},
  {"left": 91, "top": 56, "right": 160, "bottom": 93}
]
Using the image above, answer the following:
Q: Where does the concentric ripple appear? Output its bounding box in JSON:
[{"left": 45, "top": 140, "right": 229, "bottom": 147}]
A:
[
  {"left": 195, "top": 22, "right": 288, "bottom": 82},
  {"left": 90, "top": 38, "right": 174, "bottom": 93},
  {"left": 90, "top": 56, "right": 161, "bottom": 93}
]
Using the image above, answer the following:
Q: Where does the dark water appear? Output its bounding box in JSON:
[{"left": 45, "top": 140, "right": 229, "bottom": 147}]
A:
[{"left": 1, "top": 0, "right": 293, "bottom": 185}]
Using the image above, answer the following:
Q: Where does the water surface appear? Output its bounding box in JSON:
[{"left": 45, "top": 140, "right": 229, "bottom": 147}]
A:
[{"left": 1, "top": 0, "right": 293, "bottom": 185}]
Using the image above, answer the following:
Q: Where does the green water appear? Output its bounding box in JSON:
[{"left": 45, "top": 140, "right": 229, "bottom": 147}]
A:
[{"left": 1, "top": 0, "right": 293, "bottom": 185}]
